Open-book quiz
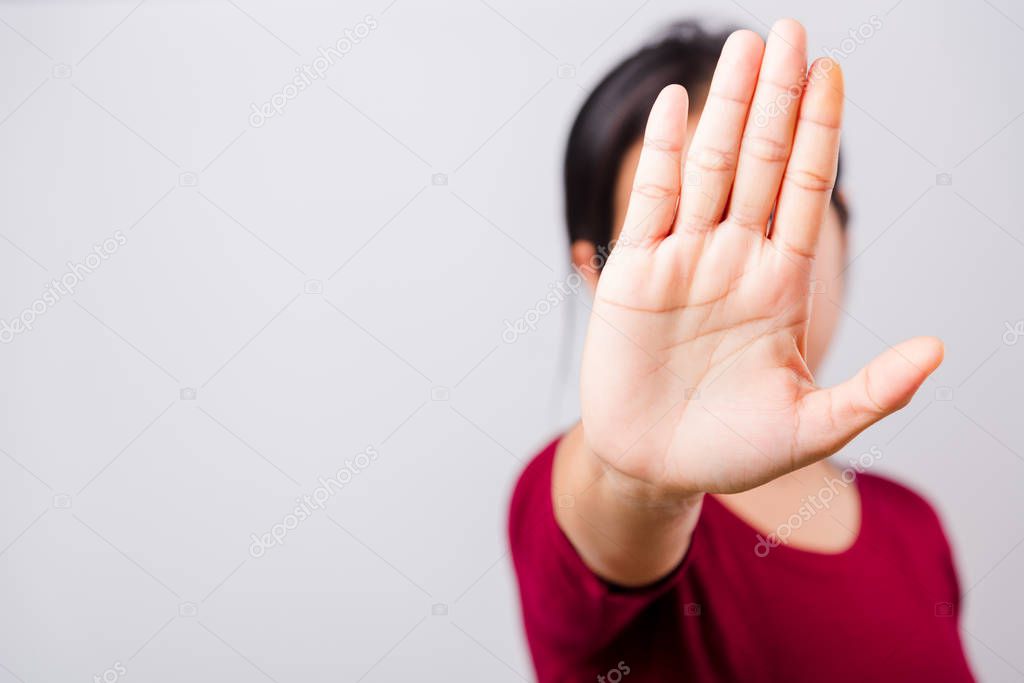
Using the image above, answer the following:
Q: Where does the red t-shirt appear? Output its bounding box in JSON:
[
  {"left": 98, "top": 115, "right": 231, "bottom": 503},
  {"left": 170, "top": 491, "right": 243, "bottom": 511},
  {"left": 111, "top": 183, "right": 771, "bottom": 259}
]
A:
[{"left": 509, "top": 437, "right": 976, "bottom": 682}]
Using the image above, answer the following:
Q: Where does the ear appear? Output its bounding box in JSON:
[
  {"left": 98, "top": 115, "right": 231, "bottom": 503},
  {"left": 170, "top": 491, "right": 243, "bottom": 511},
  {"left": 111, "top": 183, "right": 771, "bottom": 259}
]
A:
[
  {"left": 835, "top": 186, "right": 849, "bottom": 208},
  {"left": 834, "top": 186, "right": 850, "bottom": 247},
  {"left": 571, "top": 240, "right": 600, "bottom": 292}
]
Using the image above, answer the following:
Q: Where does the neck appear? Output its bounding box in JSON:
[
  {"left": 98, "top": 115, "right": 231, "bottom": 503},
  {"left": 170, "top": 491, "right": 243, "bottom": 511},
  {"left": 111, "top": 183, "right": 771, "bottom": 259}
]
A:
[{"left": 713, "top": 459, "right": 862, "bottom": 553}]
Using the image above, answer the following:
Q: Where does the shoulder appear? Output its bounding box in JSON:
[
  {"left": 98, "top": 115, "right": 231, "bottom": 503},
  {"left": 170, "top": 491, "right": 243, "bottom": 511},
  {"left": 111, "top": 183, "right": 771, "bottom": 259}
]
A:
[
  {"left": 508, "top": 436, "right": 560, "bottom": 540},
  {"left": 860, "top": 470, "right": 934, "bottom": 511},
  {"left": 859, "top": 470, "right": 940, "bottom": 521},
  {"left": 859, "top": 471, "right": 952, "bottom": 555},
  {"left": 510, "top": 436, "right": 559, "bottom": 504},
  {"left": 859, "top": 470, "right": 963, "bottom": 600}
]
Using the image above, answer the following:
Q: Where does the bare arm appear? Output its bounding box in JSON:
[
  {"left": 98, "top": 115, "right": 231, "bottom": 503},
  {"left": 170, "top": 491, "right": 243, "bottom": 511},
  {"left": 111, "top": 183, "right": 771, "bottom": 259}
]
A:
[
  {"left": 553, "top": 422, "right": 703, "bottom": 586},
  {"left": 552, "top": 21, "right": 941, "bottom": 588}
]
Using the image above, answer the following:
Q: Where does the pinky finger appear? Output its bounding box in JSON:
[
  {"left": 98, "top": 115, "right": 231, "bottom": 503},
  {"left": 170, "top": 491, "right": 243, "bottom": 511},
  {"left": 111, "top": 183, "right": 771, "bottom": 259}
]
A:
[{"left": 769, "top": 58, "right": 844, "bottom": 260}]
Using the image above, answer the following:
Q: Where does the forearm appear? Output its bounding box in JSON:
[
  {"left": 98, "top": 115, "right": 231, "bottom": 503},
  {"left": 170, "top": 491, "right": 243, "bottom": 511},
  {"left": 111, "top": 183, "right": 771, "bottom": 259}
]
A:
[{"left": 552, "top": 422, "right": 704, "bottom": 587}]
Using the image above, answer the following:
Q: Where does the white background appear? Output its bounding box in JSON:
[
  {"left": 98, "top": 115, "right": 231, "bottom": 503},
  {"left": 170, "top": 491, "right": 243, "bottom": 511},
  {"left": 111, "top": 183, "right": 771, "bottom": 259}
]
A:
[{"left": 1, "top": 0, "right": 1022, "bottom": 681}]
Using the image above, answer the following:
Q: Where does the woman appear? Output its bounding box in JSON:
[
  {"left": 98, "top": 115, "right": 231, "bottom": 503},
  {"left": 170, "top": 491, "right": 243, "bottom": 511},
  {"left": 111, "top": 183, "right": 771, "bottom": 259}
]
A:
[{"left": 508, "top": 19, "right": 975, "bottom": 682}]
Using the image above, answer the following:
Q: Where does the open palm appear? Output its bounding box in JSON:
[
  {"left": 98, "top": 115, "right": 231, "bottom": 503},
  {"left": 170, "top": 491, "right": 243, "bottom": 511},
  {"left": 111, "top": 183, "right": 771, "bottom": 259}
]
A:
[{"left": 580, "top": 21, "right": 942, "bottom": 495}]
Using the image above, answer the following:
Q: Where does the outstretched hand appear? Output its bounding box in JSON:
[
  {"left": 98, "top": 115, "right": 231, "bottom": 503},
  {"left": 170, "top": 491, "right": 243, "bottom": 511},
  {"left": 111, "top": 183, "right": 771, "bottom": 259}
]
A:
[{"left": 580, "top": 20, "right": 943, "bottom": 496}]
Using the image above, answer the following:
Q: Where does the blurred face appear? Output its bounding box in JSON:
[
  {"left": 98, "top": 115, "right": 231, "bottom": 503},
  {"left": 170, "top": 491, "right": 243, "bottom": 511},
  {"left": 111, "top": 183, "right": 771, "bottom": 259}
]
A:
[{"left": 594, "top": 129, "right": 846, "bottom": 374}]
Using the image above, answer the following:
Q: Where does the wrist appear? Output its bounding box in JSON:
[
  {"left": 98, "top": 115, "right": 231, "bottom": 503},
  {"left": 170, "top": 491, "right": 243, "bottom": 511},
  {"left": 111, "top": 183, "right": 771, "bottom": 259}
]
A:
[
  {"left": 600, "top": 460, "right": 705, "bottom": 512},
  {"left": 575, "top": 424, "right": 704, "bottom": 512},
  {"left": 556, "top": 423, "right": 704, "bottom": 587}
]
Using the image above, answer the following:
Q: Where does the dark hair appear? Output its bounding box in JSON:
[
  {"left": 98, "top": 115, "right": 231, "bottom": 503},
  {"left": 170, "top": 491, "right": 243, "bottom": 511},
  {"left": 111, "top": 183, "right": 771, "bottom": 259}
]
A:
[{"left": 564, "top": 21, "right": 848, "bottom": 252}]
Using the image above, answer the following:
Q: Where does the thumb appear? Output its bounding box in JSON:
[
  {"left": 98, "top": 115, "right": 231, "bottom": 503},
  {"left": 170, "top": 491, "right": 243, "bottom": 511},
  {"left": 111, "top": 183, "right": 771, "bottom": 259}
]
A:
[{"left": 795, "top": 336, "right": 944, "bottom": 461}]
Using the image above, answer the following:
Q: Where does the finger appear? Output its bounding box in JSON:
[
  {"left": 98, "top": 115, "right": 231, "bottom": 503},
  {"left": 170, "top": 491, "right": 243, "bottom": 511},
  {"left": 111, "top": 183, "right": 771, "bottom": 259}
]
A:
[
  {"left": 674, "top": 30, "right": 764, "bottom": 235},
  {"left": 770, "top": 58, "right": 844, "bottom": 259},
  {"left": 795, "top": 337, "right": 944, "bottom": 461},
  {"left": 725, "top": 19, "right": 807, "bottom": 234},
  {"left": 618, "top": 84, "right": 689, "bottom": 247}
]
